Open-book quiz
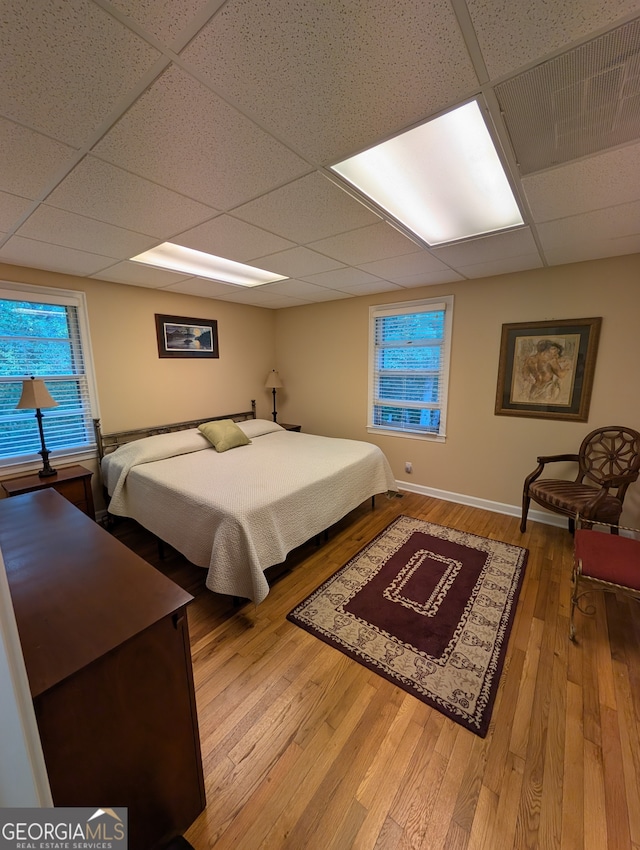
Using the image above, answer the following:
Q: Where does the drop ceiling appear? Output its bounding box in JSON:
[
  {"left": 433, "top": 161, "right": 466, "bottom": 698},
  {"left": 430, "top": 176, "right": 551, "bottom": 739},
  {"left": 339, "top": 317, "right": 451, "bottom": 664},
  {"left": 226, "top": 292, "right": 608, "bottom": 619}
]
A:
[{"left": 1, "top": 0, "right": 639, "bottom": 309}]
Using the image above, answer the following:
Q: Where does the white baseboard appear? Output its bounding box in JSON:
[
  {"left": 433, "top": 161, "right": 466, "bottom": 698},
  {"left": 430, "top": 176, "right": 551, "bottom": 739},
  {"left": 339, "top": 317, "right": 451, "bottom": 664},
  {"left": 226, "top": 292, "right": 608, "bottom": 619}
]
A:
[{"left": 394, "top": 480, "right": 568, "bottom": 529}]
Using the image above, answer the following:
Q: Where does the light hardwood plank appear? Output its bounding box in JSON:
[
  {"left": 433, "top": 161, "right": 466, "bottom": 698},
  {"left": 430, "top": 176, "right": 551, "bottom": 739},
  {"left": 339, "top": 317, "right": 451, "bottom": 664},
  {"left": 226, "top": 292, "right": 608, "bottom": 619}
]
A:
[{"left": 561, "top": 680, "right": 584, "bottom": 850}]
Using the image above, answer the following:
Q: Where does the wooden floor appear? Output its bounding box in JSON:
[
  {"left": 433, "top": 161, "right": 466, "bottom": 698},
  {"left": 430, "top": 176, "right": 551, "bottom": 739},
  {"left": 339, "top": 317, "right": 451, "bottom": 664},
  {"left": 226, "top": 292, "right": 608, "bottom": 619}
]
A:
[{"left": 112, "top": 492, "right": 640, "bottom": 850}]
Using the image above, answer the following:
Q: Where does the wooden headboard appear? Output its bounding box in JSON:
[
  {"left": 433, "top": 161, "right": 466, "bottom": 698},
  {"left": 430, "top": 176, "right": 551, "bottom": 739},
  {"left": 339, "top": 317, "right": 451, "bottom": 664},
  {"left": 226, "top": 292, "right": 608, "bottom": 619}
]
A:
[{"left": 94, "top": 399, "right": 257, "bottom": 459}]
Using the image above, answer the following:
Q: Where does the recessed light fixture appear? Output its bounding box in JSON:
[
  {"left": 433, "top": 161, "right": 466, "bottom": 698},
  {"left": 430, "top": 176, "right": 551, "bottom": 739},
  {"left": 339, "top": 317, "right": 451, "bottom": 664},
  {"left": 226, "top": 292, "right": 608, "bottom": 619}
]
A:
[
  {"left": 130, "top": 242, "right": 288, "bottom": 287},
  {"left": 330, "top": 100, "right": 524, "bottom": 246}
]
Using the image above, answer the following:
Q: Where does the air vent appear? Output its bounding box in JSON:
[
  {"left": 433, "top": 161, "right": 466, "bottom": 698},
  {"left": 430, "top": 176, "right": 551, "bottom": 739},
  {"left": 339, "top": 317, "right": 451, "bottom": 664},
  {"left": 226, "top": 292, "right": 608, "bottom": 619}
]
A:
[{"left": 495, "top": 16, "right": 640, "bottom": 174}]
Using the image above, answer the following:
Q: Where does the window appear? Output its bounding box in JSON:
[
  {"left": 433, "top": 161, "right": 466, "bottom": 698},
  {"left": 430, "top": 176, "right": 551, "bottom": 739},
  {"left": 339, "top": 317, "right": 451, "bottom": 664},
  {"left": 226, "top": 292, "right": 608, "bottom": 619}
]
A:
[
  {"left": 0, "top": 282, "right": 99, "bottom": 468},
  {"left": 368, "top": 296, "right": 453, "bottom": 440}
]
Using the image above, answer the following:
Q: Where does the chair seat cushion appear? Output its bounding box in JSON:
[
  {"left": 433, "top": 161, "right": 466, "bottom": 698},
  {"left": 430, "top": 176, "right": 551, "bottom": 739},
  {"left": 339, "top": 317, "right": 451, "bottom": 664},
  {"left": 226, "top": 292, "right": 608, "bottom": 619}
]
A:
[
  {"left": 575, "top": 529, "right": 640, "bottom": 589},
  {"left": 529, "top": 479, "right": 622, "bottom": 521}
]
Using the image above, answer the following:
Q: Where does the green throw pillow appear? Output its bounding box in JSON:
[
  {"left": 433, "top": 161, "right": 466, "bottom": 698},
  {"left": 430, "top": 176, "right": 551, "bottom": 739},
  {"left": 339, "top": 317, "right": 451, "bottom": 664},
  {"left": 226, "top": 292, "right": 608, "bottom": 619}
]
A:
[{"left": 198, "top": 419, "right": 251, "bottom": 452}]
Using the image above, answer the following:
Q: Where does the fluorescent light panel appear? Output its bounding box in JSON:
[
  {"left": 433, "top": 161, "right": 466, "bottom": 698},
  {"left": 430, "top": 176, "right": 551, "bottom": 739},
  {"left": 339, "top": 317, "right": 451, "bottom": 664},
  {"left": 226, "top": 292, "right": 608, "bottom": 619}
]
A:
[
  {"left": 330, "top": 100, "right": 524, "bottom": 246},
  {"left": 130, "top": 242, "right": 288, "bottom": 287}
]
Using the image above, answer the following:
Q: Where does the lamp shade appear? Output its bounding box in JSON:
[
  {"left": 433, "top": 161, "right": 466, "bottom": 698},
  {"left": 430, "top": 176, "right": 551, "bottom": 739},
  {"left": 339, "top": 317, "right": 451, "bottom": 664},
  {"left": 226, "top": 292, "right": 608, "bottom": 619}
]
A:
[
  {"left": 16, "top": 378, "right": 58, "bottom": 410},
  {"left": 265, "top": 370, "right": 283, "bottom": 389}
]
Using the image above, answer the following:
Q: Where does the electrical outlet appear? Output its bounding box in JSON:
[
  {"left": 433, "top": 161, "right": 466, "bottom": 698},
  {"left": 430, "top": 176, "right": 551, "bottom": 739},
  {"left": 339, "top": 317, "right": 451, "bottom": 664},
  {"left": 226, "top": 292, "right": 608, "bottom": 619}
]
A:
[{"left": 405, "top": 461, "right": 412, "bottom": 474}]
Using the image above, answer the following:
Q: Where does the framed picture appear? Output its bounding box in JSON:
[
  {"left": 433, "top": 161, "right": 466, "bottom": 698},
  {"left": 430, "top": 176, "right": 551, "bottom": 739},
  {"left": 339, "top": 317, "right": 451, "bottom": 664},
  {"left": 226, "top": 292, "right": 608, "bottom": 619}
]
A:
[
  {"left": 155, "top": 314, "right": 219, "bottom": 359},
  {"left": 495, "top": 317, "right": 601, "bottom": 421}
]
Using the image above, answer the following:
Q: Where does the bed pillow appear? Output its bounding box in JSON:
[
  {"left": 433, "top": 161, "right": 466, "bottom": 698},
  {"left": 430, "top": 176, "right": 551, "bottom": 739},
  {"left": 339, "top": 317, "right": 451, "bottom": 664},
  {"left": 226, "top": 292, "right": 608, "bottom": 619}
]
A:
[
  {"left": 237, "top": 418, "right": 285, "bottom": 439},
  {"left": 198, "top": 419, "right": 251, "bottom": 452}
]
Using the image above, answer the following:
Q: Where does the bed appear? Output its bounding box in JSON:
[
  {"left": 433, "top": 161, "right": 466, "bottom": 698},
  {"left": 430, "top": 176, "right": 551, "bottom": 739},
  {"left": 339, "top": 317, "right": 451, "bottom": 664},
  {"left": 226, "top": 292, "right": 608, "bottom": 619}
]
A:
[{"left": 97, "top": 403, "right": 397, "bottom": 604}]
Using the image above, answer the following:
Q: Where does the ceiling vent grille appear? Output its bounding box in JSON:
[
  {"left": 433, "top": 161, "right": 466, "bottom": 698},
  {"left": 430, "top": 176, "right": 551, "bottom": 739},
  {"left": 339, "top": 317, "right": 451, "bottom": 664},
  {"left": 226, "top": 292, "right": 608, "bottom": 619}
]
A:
[{"left": 495, "top": 16, "right": 640, "bottom": 175}]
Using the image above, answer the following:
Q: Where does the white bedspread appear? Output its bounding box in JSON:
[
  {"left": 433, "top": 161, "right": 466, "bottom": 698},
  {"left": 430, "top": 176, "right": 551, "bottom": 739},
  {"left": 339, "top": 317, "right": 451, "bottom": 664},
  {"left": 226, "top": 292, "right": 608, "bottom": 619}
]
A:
[{"left": 102, "top": 423, "right": 396, "bottom": 604}]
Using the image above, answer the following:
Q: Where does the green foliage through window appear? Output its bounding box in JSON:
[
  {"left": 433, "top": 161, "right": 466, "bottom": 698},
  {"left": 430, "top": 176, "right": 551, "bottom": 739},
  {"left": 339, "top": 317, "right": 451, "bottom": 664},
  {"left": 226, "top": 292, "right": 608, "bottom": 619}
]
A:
[{"left": 0, "top": 294, "right": 95, "bottom": 463}]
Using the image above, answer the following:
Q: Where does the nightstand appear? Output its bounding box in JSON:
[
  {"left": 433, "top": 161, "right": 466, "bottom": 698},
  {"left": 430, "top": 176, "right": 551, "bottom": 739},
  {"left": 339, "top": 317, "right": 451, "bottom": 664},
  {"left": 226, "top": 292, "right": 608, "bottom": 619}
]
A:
[
  {"left": 278, "top": 423, "right": 302, "bottom": 432},
  {"left": 1, "top": 464, "right": 95, "bottom": 518}
]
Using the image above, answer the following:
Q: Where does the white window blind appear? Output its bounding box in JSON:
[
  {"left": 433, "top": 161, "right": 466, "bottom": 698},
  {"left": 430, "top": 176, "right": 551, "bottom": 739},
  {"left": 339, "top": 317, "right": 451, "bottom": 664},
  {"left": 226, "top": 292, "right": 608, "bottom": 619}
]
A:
[
  {"left": 0, "top": 284, "right": 98, "bottom": 465},
  {"left": 369, "top": 296, "right": 453, "bottom": 438}
]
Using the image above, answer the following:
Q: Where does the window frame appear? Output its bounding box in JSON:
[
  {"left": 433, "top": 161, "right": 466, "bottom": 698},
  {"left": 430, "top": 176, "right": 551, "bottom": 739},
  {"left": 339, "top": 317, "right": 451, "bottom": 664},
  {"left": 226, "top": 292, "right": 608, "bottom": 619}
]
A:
[
  {"left": 367, "top": 295, "right": 454, "bottom": 442},
  {"left": 0, "top": 280, "right": 100, "bottom": 474}
]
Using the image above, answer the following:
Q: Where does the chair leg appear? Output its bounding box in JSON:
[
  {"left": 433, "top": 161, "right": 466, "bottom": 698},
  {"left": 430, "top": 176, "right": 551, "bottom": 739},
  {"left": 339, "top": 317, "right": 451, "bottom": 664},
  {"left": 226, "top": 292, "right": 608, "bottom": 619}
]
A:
[
  {"left": 569, "top": 569, "right": 578, "bottom": 641},
  {"left": 520, "top": 492, "right": 530, "bottom": 532}
]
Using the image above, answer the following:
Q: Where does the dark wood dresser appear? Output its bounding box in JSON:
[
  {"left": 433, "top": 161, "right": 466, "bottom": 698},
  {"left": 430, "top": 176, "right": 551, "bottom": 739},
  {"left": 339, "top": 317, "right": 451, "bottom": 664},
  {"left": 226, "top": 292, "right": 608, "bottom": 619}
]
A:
[
  {"left": 0, "top": 489, "right": 205, "bottom": 850},
  {"left": 1, "top": 464, "right": 95, "bottom": 518}
]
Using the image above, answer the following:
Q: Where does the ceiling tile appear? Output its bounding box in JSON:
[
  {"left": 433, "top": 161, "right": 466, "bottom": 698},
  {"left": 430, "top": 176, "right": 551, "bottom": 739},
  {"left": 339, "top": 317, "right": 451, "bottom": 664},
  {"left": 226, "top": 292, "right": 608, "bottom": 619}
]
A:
[
  {"left": 93, "top": 65, "right": 311, "bottom": 209},
  {"left": 259, "top": 278, "right": 351, "bottom": 301},
  {"left": 0, "top": 234, "right": 116, "bottom": 275},
  {"left": 161, "top": 277, "right": 244, "bottom": 298},
  {"left": 0, "top": 0, "right": 160, "bottom": 146},
  {"left": 394, "top": 269, "right": 466, "bottom": 287},
  {"left": 203, "top": 285, "right": 313, "bottom": 308},
  {"left": 0, "top": 192, "right": 34, "bottom": 231},
  {"left": 17, "top": 205, "right": 157, "bottom": 258},
  {"left": 300, "top": 267, "right": 386, "bottom": 288},
  {"left": 537, "top": 200, "right": 640, "bottom": 247},
  {"left": 91, "top": 261, "right": 195, "bottom": 287},
  {"left": 541, "top": 233, "right": 640, "bottom": 266},
  {"left": 46, "top": 156, "right": 218, "bottom": 236},
  {"left": 452, "top": 254, "right": 543, "bottom": 279},
  {"left": 250, "top": 246, "right": 344, "bottom": 278},
  {"left": 0, "top": 119, "right": 77, "bottom": 200},
  {"left": 172, "top": 215, "right": 296, "bottom": 261},
  {"left": 358, "top": 250, "right": 453, "bottom": 282},
  {"left": 333, "top": 279, "right": 404, "bottom": 295},
  {"left": 309, "top": 221, "right": 421, "bottom": 265},
  {"left": 431, "top": 228, "right": 541, "bottom": 266},
  {"left": 181, "top": 0, "right": 478, "bottom": 163},
  {"left": 232, "top": 172, "right": 380, "bottom": 243},
  {"left": 107, "top": 0, "right": 224, "bottom": 48},
  {"left": 523, "top": 143, "right": 640, "bottom": 222},
  {"left": 467, "top": 0, "right": 637, "bottom": 79}
]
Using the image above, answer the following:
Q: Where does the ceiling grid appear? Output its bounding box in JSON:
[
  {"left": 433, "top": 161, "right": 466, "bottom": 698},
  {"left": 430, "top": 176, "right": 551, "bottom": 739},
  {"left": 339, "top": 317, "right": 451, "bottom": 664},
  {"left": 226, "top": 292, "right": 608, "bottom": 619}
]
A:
[{"left": 0, "top": 0, "right": 638, "bottom": 307}]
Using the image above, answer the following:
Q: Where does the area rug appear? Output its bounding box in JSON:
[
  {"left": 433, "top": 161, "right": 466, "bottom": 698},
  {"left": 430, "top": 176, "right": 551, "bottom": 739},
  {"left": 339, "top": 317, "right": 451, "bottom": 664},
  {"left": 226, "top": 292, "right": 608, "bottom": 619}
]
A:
[{"left": 287, "top": 515, "right": 528, "bottom": 736}]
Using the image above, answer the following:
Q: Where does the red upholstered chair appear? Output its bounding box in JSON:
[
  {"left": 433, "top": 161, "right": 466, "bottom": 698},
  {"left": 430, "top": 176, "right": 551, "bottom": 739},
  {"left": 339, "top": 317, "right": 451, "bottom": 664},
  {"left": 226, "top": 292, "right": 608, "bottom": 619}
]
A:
[
  {"left": 520, "top": 426, "right": 640, "bottom": 534},
  {"left": 570, "top": 518, "right": 640, "bottom": 641}
]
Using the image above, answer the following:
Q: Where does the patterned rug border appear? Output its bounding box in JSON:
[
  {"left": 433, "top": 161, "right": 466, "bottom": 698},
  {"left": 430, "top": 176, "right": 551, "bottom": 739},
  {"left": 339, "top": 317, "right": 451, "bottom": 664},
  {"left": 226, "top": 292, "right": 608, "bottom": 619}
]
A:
[{"left": 287, "top": 515, "right": 529, "bottom": 737}]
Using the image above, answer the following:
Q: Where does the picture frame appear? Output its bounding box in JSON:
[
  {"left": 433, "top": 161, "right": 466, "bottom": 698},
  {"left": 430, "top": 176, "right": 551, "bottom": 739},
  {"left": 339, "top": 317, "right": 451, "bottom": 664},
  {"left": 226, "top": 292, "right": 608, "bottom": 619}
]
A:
[
  {"left": 155, "top": 314, "right": 219, "bottom": 359},
  {"left": 495, "top": 317, "right": 601, "bottom": 421}
]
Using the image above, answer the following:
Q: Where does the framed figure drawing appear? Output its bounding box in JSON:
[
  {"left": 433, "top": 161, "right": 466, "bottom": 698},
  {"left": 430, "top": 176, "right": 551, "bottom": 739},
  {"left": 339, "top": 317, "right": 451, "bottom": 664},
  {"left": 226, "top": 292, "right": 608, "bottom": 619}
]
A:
[
  {"left": 495, "top": 317, "right": 601, "bottom": 421},
  {"left": 155, "top": 314, "right": 219, "bottom": 359}
]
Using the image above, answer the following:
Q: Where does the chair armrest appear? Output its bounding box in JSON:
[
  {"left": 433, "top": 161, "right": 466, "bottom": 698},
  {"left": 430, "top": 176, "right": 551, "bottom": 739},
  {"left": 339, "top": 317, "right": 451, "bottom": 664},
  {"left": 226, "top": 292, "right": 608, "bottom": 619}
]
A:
[
  {"left": 535, "top": 453, "right": 580, "bottom": 464},
  {"left": 584, "top": 471, "right": 639, "bottom": 489},
  {"left": 524, "top": 453, "right": 580, "bottom": 489},
  {"left": 580, "top": 484, "right": 616, "bottom": 518},
  {"left": 600, "top": 473, "right": 634, "bottom": 487}
]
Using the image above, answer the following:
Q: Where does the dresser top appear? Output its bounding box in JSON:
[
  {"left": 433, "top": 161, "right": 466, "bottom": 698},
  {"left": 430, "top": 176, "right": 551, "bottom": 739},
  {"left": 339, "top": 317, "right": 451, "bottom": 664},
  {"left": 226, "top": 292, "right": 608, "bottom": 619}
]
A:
[{"left": 0, "top": 489, "right": 193, "bottom": 697}]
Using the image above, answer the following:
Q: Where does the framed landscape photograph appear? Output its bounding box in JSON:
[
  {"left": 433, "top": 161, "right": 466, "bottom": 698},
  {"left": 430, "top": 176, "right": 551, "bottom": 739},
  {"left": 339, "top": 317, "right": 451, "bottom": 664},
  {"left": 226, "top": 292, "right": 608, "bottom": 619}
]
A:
[
  {"left": 495, "top": 317, "right": 601, "bottom": 421},
  {"left": 155, "top": 314, "right": 219, "bottom": 359}
]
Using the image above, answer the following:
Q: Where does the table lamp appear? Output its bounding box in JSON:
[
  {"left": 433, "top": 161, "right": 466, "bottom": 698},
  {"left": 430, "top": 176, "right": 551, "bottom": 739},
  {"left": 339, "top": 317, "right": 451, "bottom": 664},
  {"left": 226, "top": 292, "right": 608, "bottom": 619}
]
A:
[
  {"left": 265, "top": 370, "right": 283, "bottom": 422},
  {"left": 16, "top": 377, "right": 58, "bottom": 478}
]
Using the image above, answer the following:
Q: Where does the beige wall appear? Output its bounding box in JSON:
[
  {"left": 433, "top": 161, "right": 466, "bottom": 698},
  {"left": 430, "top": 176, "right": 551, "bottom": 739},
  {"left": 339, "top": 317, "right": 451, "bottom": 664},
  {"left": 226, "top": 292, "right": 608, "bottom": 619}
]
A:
[
  {"left": 274, "top": 254, "right": 640, "bottom": 526},
  {"left": 2, "top": 255, "right": 639, "bottom": 526}
]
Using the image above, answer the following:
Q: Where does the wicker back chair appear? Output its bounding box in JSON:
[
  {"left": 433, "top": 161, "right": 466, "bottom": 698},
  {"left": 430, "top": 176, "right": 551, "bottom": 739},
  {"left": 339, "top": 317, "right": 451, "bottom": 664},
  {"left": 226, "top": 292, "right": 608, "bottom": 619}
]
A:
[{"left": 520, "top": 426, "right": 640, "bottom": 534}]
